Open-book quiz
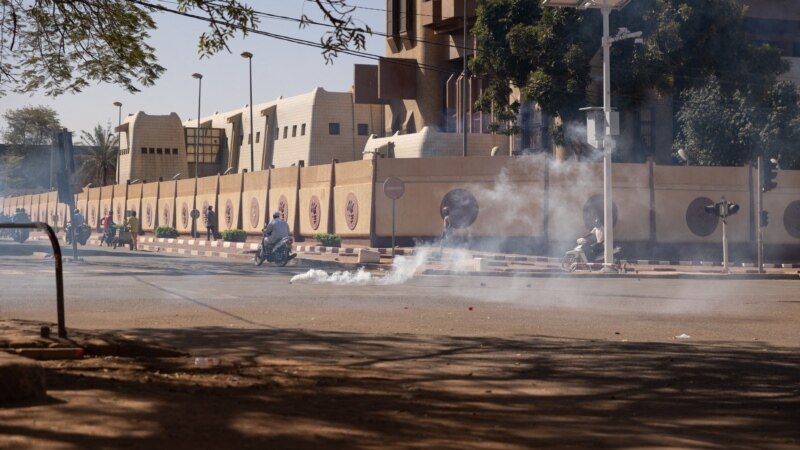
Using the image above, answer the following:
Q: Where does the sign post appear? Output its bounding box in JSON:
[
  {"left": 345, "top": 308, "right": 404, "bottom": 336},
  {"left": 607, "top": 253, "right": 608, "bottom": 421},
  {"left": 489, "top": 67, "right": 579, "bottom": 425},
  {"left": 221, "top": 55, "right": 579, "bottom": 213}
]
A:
[{"left": 383, "top": 177, "right": 405, "bottom": 257}]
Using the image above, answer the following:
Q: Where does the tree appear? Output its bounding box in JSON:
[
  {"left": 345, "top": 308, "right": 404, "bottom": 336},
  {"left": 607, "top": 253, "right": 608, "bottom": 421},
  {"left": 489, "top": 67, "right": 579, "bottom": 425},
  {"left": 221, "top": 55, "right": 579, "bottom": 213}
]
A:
[
  {"left": 0, "top": 105, "right": 61, "bottom": 192},
  {"left": 470, "top": 0, "right": 787, "bottom": 153},
  {"left": 1, "top": 105, "right": 61, "bottom": 147},
  {"left": 673, "top": 77, "right": 756, "bottom": 166},
  {"left": 0, "top": 1, "right": 370, "bottom": 96},
  {"left": 759, "top": 81, "right": 800, "bottom": 170},
  {"left": 78, "top": 124, "right": 118, "bottom": 187}
]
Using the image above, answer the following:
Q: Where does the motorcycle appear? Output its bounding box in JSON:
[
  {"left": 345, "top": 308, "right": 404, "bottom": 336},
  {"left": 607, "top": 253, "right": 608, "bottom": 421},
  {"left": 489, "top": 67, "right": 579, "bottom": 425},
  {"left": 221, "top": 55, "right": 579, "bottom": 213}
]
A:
[
  {"left": 561, "top": 236, "right": 621, "bottom": 272},
  {"left": 100, "top": 226, "right": 117, "bottom": 247},
  {"left": 65, "top": 223, "right": 92, "bottom": 246},
  {"left": 12, "top": 228, "right": 29, "bottom": 244},
  {"left": 254, "top": 235, "right": 296, "bottom": 267}
]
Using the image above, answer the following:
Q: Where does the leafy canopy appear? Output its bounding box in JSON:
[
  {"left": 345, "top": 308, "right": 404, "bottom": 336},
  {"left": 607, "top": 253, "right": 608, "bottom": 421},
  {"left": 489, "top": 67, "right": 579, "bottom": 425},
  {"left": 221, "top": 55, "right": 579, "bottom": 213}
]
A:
[{"left": 0, "top": 1, "right": 371, "bottom": 96}]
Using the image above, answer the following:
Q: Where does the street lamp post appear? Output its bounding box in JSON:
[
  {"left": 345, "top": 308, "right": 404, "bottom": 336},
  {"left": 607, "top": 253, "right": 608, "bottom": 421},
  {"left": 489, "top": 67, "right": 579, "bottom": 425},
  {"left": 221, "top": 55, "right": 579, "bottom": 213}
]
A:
[
  {"left": 462, "top": 0, "right": 468, "bottom": 158},
  {"left": 241, "top": 51, "right": 255, "bottom": 173},
  {"left": 113, "top": 101, "right": 122, "bottom": 184},
  {"left": 192, "top": 73, "right": 203, "bottom": 238},
  {"left": 542, "top": 0, "right": 633, "bottom": 269}
]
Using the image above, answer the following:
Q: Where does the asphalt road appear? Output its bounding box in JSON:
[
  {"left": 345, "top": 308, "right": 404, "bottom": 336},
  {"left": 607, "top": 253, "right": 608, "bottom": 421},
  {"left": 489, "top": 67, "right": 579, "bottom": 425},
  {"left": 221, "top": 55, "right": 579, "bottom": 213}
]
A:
[
  {"left": 1, "top": 240, "right": 799, "bottom": 350},
  {"left": 2, "top": 239, "right": 800, "bottom": 449}
]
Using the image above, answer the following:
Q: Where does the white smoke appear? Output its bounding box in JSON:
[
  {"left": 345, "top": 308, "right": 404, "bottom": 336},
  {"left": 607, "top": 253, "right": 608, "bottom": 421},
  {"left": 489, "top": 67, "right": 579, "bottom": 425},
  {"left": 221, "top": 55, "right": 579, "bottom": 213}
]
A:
[{"left": 290, "top": 248, "right": 432, "bottom": 285}]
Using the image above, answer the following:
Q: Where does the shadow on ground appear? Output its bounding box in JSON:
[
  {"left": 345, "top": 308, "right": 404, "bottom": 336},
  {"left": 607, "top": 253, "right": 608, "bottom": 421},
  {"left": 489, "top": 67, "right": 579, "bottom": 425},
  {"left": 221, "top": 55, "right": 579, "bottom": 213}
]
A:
[{"left": 1, "top": 326, "right": 798, "bottom": 449}]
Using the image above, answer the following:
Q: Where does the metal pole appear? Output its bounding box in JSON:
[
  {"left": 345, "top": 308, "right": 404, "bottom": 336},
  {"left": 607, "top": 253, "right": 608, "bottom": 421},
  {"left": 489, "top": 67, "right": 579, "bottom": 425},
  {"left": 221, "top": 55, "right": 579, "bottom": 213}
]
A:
[
  {"left": 601, "top": 4, "right": 614, "bottom": 270},
  {"left": 462, "top": 0, "right": 468, "bottom": 158},
  {"left": 113, "top": 102, "right": 122, "bottom": 184},
  {"left": 722, "top": 216, "right": 729, "bottom": 274},
  {"left": 192, "top": 73, "right": 203, "bottom": 238},
  {"left": 249, "top": 56, "right": 255, "bottom": 173},
  {"left": 756, "top": 156, "right": 764, "bottom": 273},
  {"left": 392, "top": 198, "right": 396, "bottom": 258}
]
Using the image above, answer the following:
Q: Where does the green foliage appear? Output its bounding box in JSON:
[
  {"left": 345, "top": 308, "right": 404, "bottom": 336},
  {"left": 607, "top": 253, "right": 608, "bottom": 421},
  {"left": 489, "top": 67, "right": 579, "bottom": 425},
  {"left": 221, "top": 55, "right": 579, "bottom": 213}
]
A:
[
  {"left": 0, "top": 1, "right": 369, "bottom": 96},
  {"left": 155, "top": 226, "right": 179, "bottom": 238},
  {"left": 221, "top": 229, "right": 247, "bottom": 242},
  {"left": 470, "top": 0, "right": 788, "bottom": 160},
  {"left": 314, "top": 233, "right": 341, "bottom": 247},
  {"left": 1, "top": 106, "right": 61, "bottom": 147},
  {"left": 674, "top": 78, "right": 755, "bottom": 166},
  {"left": 79, "top": 124, "right": 118, "bottom": 187}
]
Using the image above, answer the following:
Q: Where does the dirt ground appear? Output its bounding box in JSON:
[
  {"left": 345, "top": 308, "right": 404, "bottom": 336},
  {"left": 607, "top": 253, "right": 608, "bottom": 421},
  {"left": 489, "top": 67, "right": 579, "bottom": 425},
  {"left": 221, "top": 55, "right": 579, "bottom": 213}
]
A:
[{"left": 1, "top": 323, "right": 799, "bottom": 450}]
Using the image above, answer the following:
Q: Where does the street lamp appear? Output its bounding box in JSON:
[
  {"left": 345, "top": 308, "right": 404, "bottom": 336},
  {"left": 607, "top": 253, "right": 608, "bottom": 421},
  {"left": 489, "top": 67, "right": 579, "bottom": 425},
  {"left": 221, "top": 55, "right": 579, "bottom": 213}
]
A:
[
  {"left": 113, "top": 101, "right": 122, "bottom": 183},
  {"left": 542, "top": 0, "right": 634, "bottom": 270},
  {"left": 241, "top": 51, "right": 255, "bottom": 173},
  {"left": 462, "top": 0, "right": 468, "bottom": 158},
  {"left": 192, "top": 72, "right": 203, "bottom": 238}
]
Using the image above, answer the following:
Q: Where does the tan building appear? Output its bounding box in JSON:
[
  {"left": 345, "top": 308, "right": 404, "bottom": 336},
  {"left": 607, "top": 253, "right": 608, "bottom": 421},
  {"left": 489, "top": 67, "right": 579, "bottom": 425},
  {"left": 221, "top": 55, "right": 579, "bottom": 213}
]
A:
[
  {"left": 184, "top": 87, "right": 384, "bottom": 174},
  {"left": 116, "top": 112, "right": 189, "bottom": 184}
]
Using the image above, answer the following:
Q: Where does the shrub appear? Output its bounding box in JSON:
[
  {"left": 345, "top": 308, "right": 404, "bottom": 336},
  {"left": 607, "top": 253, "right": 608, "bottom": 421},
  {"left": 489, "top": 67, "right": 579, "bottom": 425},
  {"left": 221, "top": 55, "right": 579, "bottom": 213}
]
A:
[
  {"left": 222, "top": 229, "right": 247, "bottom": 242},
  {"left": 155, "top": 226, "right": 179, "bottom": 238},
  {"left": 313, "top": 233, "right": 341, "bottom": 247}
]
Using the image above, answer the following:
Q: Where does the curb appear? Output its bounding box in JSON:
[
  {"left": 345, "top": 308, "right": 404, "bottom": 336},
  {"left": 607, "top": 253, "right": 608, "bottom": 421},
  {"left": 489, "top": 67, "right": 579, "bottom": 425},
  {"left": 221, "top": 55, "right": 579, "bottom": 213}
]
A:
[{"left": 423, "top": 269, "right": 800, "bottom": 280}]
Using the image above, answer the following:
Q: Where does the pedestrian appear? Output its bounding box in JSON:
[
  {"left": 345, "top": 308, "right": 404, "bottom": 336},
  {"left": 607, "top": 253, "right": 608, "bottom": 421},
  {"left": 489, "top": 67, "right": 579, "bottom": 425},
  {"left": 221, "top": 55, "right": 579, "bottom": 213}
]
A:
[
  {"left": 205, "top": 206, "right": 219, "bottom": 241},
  {"left": 126, "top": 210, "right": 139, "bottom": 251},
  {"left": 100, "top": 210, "right": 114, "bottom": 246},
  {"left": 440, "top": 206, "right": 452, "bottom": 249}
]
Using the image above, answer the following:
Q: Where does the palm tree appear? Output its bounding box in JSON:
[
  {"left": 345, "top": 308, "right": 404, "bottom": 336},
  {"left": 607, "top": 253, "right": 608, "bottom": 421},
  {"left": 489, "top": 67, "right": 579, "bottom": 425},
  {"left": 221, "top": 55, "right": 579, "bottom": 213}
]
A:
[{"left": 79, "top": 124, "right": 118, "bottom": 186}]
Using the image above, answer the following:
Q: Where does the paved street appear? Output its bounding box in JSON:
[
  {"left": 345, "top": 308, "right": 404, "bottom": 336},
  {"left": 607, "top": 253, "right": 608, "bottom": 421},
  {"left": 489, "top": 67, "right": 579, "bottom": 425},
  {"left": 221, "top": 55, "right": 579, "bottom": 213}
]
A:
[{"left": 1, "top": 240, "right": 799, "bottom": 449}]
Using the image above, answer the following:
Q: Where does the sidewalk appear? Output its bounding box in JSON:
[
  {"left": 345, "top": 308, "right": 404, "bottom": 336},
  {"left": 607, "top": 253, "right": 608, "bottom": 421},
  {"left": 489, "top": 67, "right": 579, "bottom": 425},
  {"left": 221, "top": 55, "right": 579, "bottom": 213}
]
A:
[{"left": 26, "top": 232, "right": 800, "bottom": 279}]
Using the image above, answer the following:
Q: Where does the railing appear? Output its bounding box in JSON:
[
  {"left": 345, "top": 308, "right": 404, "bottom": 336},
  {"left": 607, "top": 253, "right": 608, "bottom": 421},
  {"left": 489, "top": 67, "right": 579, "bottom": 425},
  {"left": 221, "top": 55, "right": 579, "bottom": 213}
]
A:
[{"left": 0, "top": 222, "right": 67, "bottom": 338}]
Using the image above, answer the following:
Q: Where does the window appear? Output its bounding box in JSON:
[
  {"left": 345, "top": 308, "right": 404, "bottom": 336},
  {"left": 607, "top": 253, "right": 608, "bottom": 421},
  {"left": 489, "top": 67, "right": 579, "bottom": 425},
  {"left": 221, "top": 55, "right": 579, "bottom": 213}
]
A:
[
  {"left": 329, "top": 123, "right": 341, "bottom": 135},
  {"left": 275, "top": 128, "right": 279, "bottom": 139},
  {"left": 184, "top": 127, "right": 224, "bottom": 164},
  {"left": 301, "top": 124, "right": 306, "bottom": 136},
  {"left": 149, "top": 148, "right": 155, "bottom": 154},
  {"left": 156, "top": 148, "right": 163, "bottom": 154},
  {"left": 141, "top": 148, "right": 147, "bottom": 154},
  {"left": 283, "top": 127, "right": 288, "bottom": 139},
  {"left": 357, "top": 123, "right": 369, "bottom": 136},
  {"left": 292, "top": 125, "right": 297, "bottom": 137},
  {"left": 248, "top": 134, "right": 252, "bottom": 144},
  {"left": 256, "top": 132, "right": 260, "bottom": 143},
  {"left": 173, "top": 148, "right": 178, "bottom": 155}
]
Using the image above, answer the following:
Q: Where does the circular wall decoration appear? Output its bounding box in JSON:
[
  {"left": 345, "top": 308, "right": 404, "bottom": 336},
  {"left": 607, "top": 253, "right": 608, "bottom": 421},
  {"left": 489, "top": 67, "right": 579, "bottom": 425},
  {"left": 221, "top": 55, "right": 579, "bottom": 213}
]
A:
[
  {"left": 224, "top": 199, "right": 234, "bottom": 229},
  {"left": 309, "top": 195, "right": 321, "bottom": 231},
  {"left": 90, "top": 206, "right": 97, "bottom": 227},
  {"left": 249, "top": 197, "right": 260, "bottom": 229},
  {"left": 440, "top": 188, "right": 479, "bottom": 229},
  {"left": 181, "top": 202, "right": 189, "bottom": 228},
  {"left": 202, "top": 200, "right": 210, "bottom": 224},
  {"left": 162, "top": 204, "right": 171, "bottom": 227},
  {"left": 115, "top": 203, "right": 123, "bottom": 223},
  {"left": 345, "top": 193, "right": 359, "bottom": 230},
  {"left": 278, "top": 195, "right": 289, "bottom": 221},
  {"left": 784, "top": 200, "right": 800, "bottom": 239},
  {"left": 582, "top": 194, "right": 618, "bottom": 229},
  {"left": 145, "top": 203, "right": 153, "bottom": 227},
  {"left": 686, "top": 196, "right": 719, "bottom": 237}
]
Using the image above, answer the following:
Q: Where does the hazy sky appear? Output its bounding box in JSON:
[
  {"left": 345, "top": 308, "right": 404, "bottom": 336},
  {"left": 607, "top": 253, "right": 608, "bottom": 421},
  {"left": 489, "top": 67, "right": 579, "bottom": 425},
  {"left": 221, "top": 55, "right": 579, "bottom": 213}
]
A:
[{"left": 1, "top": 1, "right": 385, "bottom": 141}]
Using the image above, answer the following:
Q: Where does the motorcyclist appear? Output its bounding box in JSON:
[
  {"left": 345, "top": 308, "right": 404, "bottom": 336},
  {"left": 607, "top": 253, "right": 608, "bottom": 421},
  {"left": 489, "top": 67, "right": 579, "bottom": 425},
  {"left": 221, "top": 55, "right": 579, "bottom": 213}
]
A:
[
  {"left": 263, "top": 211, "right": 290, "bottom": 254},
  {"left": 67, "top": 209, "right": 85, "bottom": 244},
  {"left": 583, "top": 217, "right": 604, "bottom": 261},
  {"left": 12, "top": 208, "right": 29, "bottom": 223}
]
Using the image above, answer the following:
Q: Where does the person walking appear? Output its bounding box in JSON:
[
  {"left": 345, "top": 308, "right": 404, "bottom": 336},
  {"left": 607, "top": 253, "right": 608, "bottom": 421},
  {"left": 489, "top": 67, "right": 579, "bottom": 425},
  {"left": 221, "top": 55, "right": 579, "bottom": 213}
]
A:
[
  {"left": 205, "top": 206, "right": 219, "bottom": 241},
  {"left": 126, "top": 211, "right": 139, "bottom": 251},
  {"left": 440, "top": 206, "right": 452, "bottom": 249},
  {"left": 100, "top": 210, "right": 115, "bottom": 246}
]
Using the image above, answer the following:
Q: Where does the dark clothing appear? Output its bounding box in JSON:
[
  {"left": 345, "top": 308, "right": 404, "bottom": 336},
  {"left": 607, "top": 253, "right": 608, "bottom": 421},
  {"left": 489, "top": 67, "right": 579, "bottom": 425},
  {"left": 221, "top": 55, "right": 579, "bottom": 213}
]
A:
[{"left": 206, "top": 210, "right": 219, "bottom": 241}]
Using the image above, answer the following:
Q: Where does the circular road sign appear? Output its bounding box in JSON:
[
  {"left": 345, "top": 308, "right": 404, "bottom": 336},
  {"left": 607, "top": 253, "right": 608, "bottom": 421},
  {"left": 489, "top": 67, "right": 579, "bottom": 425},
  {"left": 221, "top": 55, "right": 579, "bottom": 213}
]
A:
[
  {"left": 383, "top": 177, "right": 405, "bottom": 200},
  {"left": 190, "top": 209, "right": 200, "bottom": 219}
]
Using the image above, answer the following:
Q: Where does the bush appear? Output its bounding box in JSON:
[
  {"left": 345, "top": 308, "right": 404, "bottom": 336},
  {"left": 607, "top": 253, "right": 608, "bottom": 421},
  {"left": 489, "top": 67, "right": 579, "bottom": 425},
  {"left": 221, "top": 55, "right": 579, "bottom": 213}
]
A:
[
  {"left": 222, "top": 229, "right": 247, "bottom": 242},
  {"left": 155, "top": 226, "right": 179, "bottom": 238},
  {"left": 313, "top": 233, "right": 341, "bottom": 247}
]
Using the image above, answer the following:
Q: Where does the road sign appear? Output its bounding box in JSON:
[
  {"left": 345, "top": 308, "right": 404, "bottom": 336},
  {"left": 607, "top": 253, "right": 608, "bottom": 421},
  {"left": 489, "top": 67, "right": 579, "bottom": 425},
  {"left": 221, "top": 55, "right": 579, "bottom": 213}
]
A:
[
  {"left": 383, "top": 177, "right": 405, "bottom": 200},
  {"left": 190, "top": 209, "right": 200, "bottom": 219}
]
